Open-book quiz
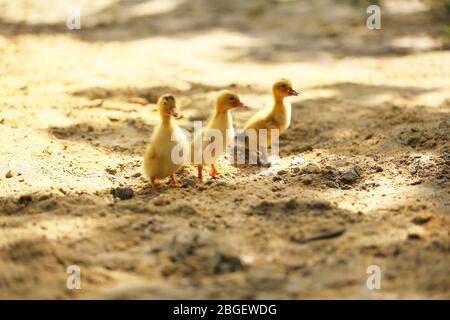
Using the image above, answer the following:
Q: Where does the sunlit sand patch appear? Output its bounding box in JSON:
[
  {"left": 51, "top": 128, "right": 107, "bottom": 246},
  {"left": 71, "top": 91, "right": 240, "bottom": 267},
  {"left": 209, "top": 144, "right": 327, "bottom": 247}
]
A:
[
  {"left": 0, "top": 0, "right": 114, "bottom": 24},
  {"left": 390, "top": 35, "right": 443, "bottom": 52},
  {"left": 384, "top": 0, "right": 429, "bottom": 14},
  {"left": 123, "top": 0, "right": 186, "bottom": 18},
  {"left": 414, "top": 89, "right": 450, "bottom": 108}
]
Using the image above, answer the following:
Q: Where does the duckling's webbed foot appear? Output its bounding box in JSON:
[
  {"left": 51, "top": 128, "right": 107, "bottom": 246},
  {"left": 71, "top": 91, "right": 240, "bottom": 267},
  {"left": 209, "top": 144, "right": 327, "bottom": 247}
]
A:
[
  {"left": 169, "top": 175, "right": 181, "bottom": 188},
  {"left": 150, "top": 177, "right": 158, "bottom": 190}
]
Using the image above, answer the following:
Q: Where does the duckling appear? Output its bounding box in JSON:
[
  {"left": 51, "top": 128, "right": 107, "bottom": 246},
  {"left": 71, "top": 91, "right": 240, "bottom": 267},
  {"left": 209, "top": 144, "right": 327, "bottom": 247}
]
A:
[
  {"left": 191, "top": 90, "right": 247, "bottom": 182},
  {"left": 144, "top": 95, "right": 188, "bottom": 190},
  {"left": 243, "top": 79, "right": 299, "bottom": 165}
]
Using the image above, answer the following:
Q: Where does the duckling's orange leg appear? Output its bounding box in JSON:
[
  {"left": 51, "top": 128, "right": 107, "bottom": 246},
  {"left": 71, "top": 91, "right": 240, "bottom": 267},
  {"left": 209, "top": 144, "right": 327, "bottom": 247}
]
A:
[
  {"left": 197, "top": 165, "right": 204, "bottom": 182},
  {"left": 150, "top": 177, "right": 158, "bottom": 190},
  {"left": 169, "top": 174, "right": 181, "bottom": 188},
  {"left": 211, "top": 164, "right": 220, "bottom": 177}
]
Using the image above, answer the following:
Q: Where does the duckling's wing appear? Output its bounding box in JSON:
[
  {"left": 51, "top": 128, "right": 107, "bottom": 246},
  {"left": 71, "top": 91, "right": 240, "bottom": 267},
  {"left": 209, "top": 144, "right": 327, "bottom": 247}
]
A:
[
  {"left": 145, "top": 125, "right": 164, "bottom": 157},
  {"left": 144, "top": 141, "right": 156, "bottom": 158},
  {"left": 264, "top": 117, "right": 280, "bottom": 129}
]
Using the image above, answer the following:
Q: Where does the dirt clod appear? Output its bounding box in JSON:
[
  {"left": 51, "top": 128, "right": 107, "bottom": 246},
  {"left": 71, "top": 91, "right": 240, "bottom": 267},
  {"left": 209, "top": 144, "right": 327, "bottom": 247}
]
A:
[
  {"left": 302, "top": 176, "right": 313, "bottom": 185},
  {"left": 18, "top": 194, "right": 33, "bottom": 204},
  {"left": 112, "top": 187, "right": 134, "bottom": 200},
  {"left": 210, "top": 250, "right": 244, "bottom": 274}
]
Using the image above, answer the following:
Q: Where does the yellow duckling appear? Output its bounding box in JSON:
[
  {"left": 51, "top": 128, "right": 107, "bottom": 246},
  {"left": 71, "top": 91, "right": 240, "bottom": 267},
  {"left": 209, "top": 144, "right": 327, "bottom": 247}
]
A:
[
  {"left": 191, "top": 90, "right": 247, "bottom": 182},
  {"left": 144, "top": 95, "right": 188, "bottom": 189},
  {"left": 243, "top": 79, "right": 299, "bottom": 164}
]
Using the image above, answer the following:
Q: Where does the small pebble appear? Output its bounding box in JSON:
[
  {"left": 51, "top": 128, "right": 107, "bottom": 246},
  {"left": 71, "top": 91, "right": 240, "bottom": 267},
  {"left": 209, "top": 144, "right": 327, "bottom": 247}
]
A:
[
  {"left": 340, "top": 168, "right": 359, "bottom": 184},
  {"left": 407, "top": 226, "right": 425, "bottom": 240},
  {"left": 412, "top": 215, "right": 432, "bottom": 225},
  {"left": 112, "top": 187, "right": 134, "bottom": 200},
  {"left": 303, "top": 163, "right": 321, "bottom": 174},
  {"left": 153, "top": 198, "right": 170, "bottom": 206}
]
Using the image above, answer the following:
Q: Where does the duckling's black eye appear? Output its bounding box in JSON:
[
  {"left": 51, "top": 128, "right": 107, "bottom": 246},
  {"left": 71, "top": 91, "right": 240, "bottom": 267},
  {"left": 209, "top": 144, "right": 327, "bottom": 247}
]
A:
[
  {"left": 164, "top": 102, "right": 167, "bottom": 106},
  {"left": 281, "top": 84, "right": 286, "bottom": 88},
  {"left": 230, "top": 97, "right": 235, "bottom": 101}
]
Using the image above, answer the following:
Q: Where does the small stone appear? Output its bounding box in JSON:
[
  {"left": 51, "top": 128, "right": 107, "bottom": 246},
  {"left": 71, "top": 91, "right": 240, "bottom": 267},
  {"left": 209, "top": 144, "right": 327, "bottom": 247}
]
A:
[
  {"left": 412, "top": 215, "right": 432, "bottom": 225},
  {"left": 374, "top": 165, "right": 383, "bottom": 172},
  {"left": 303, "top": 163, "right": 321, "bottom": 174},
  {"left": 302, "top": 176, "right": 312, "bottom": 185},
  {"left": 407, "top": 137, "right": 419, "bottom": 147},
  {"left": 409, "top": 179, "right": 422, "bottom": 186},
  {"left": 153, "top": 198, "right": 170, "bottom": 206},
  {"left": 322, "top": 166, "right": 339, "bottom": 180},
  {"left": 340, "top": 168, "right": 359, "bottom": 184},
  {"left": 272, "top": 175, "right": 282, "bottom": 182},
  {"left": 105, "top": 167, "right": 117, "bottom": 175},
  {"left": 183, "top": 177, "right": 197, "bottom": 188},
  {"left": 5, "top": 170, "right": 13, "bottom": 178},
  {"left": 353, "top": 165, "right": 362, "bottom": 176},
  {"left": 18, "top": 194, "right": 33, "bottom": 204},
  {"left": 407, "top": 226, "right": 425, "bottom": 240},
  {"left": 112, "top": 187, "right": 134, "bottom": 200},
  {"left": 209, "top": 250, "right": 243, "bottom": 274}
]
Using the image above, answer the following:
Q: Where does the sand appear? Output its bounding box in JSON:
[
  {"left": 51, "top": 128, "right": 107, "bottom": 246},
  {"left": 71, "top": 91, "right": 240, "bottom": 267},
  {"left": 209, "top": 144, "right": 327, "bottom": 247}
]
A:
[{"left": 0, "top": 0, "right": 449, "bottom": 299}]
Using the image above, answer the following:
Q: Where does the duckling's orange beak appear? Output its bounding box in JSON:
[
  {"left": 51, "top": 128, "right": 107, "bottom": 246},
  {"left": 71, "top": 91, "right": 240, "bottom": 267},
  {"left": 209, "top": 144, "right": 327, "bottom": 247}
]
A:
[
  {"left": 168, "top": 108, "right": 180, "bottom": 118},
  {"left": 288, "top": 88, "right": 300, "bottom": 96},
  {"left": 236, "top": 101, "right": 247, "bottom": 108}
]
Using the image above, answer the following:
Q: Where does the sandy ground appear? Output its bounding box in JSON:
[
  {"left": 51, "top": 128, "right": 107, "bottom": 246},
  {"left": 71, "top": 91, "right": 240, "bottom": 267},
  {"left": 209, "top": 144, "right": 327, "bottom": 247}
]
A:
[{"left": 0, "top": 0, "right": 449, "bottom": 299}]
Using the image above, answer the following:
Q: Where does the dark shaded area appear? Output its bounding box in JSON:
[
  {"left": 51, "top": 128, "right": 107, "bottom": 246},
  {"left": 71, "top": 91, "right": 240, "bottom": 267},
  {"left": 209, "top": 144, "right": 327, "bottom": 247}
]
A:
[
  {"left": 1, "top": 187, "right": 447, "bottom": 299},
  {"left": 48, "top": 118, "right": 152, "bottom": 156},
  {"left": 0, "top": 0, "right": 447, "bottom": 63}
]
